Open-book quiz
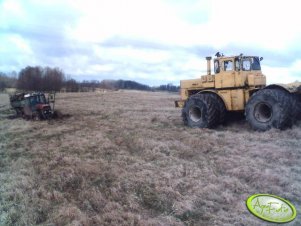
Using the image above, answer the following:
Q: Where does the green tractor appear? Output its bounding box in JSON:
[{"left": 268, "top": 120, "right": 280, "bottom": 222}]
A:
[{"left": 10, "top": 92, "right": 55, "bottom": 120}]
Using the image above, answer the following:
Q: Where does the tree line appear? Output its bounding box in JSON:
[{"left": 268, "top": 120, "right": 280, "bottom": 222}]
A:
[
  {"left": 99, "top": 80, "right": 179, "bottom": 92},
  {"left": 0, "top": 66, "right": 179, "bottom": 92},
  {"left": 99, "top": 80, "right": 151, "bottom": 91},
  {"left": 0, "top": 72, "right": 17, "bottom": 91},
  {"left": 17, "top": 66, "right": 64, "bottom": 91},
  {"left": 0, "top": 66, "right": 101, "bottom": 92}
]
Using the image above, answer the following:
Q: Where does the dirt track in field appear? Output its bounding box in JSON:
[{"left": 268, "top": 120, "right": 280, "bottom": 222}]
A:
[{"left": 0, "top": 91, "right": 300, "bottom": 225}]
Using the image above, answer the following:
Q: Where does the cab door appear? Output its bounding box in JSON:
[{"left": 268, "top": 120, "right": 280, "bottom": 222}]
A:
[{"left": 215, "top": 59, "right": 235, "bottom": 88}]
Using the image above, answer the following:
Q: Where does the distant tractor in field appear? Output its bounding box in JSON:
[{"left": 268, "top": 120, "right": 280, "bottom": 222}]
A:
[
  {"left": 175, "top": 53, "right": 301, "bottom": 131},
  {"left": 10, "top": 92, "right": 55, "bottom": 120}
]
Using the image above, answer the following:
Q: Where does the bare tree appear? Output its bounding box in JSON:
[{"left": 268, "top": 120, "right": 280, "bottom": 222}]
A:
[
  {"left": 17, "top": 66, "right": 43, "bottom": 91},
  {"left": 43, "top": 67, "right": 65, "bottom": 91},
  {"left": 17, "top": 66, "right": 65, "bottom": 91},
  {"left": 65, "top": 79, "right": 79, "bottom": 92},
  {"left": 80, "top": 80, "right": 100, "bottom": 92},
  {"left": 0, "top": 72, "right": 6, "bottom": 91}
]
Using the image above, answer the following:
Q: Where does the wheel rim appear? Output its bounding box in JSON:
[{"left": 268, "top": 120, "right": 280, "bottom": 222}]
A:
[
  {"left": 254, "top": 102, "right": 272, "bottom": 123},
  {"left": 189, "top": 106, "right": 202, "bottom": 122}
]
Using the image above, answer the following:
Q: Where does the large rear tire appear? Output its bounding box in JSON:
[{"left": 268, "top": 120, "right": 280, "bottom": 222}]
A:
[
  {"left": 245, "top": 89, "right": 292, "bottom": 131},
  {"left": 291, "top": 93, "right": 301, "bottom": 121},
  {"left": 182, "top": 93, "right": 220, "bottom": 128}
]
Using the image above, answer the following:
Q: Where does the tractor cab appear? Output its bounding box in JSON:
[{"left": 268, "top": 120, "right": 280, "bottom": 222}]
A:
[
  {"left": 24, "top": 93, "right": 48, "bottom": 110},
  {"left": 214, "top": 56, "right": 262, "bottom": 73},
  {"left": 211, "top": 54, "right": 266, "bottom": 89}
]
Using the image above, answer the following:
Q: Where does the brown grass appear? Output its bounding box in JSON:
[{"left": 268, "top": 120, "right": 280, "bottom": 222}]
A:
[{"left": 0, "top": 91, "right": 300, "bottom": 226}]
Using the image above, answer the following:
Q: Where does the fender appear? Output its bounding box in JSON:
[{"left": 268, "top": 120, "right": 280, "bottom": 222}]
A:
[
  {"left": 197, "top": 89, "right": 223, "bottom": 97},
  {"left": 196, "top": 90, "right": 228, "bottom": 110},
  {"left": 175, "top": 89, "right": 226, "bottom": 108},
  {"left": 264, "top": 84, "right": 291, "bottom": 94}
]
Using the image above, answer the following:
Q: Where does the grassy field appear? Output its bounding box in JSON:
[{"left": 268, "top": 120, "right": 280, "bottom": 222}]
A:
[{"left": 0, "top": 91, "right": 300, "bottom": 226}]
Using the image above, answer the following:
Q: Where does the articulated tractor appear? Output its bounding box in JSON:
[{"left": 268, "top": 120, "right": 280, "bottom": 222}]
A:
[{"left": 175, "top": 53, "right": 301, "bottom": 131}]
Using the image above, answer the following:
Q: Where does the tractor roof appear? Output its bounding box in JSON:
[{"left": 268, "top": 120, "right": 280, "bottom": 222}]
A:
[
  {"left": 214, "top": 53, "right": 259, "bottom": 60},
  {"left": 24, "top": 92, "right": 45, "bottom": 98}
]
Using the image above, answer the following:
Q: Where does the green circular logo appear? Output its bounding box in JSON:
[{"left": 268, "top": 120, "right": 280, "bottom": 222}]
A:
[{"left": 246, "top": 194, "right": 297, "bottom": 223}]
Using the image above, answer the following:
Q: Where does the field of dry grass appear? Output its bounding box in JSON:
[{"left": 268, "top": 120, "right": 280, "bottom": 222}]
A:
[{"left": 0, "top": 91, "right": 300, "bottom": 226}]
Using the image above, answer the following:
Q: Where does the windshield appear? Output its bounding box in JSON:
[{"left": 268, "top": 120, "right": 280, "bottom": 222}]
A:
[
  {"left": 242, "top": 57, "right": 261, "bottom": 71},
  {"left": 29, "top": 94, "right": 47, "bottom": 104},
  {"left": 251, "top": 57, "right": 261, "bottom": 70}
]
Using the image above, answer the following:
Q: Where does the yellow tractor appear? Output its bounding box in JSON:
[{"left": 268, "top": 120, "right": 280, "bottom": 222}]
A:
[{"left": 175, "top": 53, "right": 301, "bottom": 131}]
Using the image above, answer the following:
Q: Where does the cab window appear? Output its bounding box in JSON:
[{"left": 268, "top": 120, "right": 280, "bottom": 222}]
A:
[
  {"left": 224, "top": 60, "right": 233, "bottom": 71},
  {"left": 251, "top": 57, "right": 261, "bottom": 70},
  {"left": 29, "top": 96, "right": 37, "bottom": 105},
  {"left": 242, "top": 59, "right": 251, "bottom": 71},
  {"left": 38, "top": 95, "right": 46, "bottom": 104},
  {"left": 214, "top": 60, "right": 220, "bottom": 73}
]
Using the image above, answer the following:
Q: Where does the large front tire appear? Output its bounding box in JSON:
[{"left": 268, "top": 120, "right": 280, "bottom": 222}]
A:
[
  {"left": 182, "top": 93, "right": 220, "bottom": 128},
  {"left": 32, "top": 111, "right": 41, "bottom": 121},
  {"left": 41, "top": 107, "right": 52, "bottom": 120},
  {"left": 245, "top": 89, "right": 292, "bottom": 131}
]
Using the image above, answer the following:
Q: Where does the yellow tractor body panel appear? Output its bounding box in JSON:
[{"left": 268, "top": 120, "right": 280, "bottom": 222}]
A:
[
  {"left": 180, "top": 76, "right": 215, "bottom": 89},
  {"left": 247, "top": 73, "right": 266, "bottom": 86}
]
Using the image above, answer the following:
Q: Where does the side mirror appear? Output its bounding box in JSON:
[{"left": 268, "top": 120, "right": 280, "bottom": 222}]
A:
[{"left": 260, "top": 57, "right": 263, "bottom": 61}]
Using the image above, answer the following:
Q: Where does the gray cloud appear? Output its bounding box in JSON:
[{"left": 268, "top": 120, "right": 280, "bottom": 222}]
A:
[
  {"left": 0, "top": 0, "right": 82, "bottom": 66},
  {"left": 100, "top": 36, "right": 171, "bottom": 51},
  {"left": 220, "top": 45, "right": 301, "bottom": 68},
  {"left": 1, "top": 0, "right": 300, "bottom": 85}
]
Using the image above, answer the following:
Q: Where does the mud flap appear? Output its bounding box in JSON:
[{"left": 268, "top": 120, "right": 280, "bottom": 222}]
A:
[{"left": 175, "top": 100, "right": 185, "bottom": 108}]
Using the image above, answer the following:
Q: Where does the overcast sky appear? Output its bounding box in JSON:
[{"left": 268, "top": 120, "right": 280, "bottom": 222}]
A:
[{"left": 1, "top": 0, "right": 301, "bottom": 85}]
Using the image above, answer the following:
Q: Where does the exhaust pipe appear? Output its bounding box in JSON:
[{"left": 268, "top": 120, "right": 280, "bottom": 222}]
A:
[{"left": 206, "top": 57, "right": 212, "bottom": 75}]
